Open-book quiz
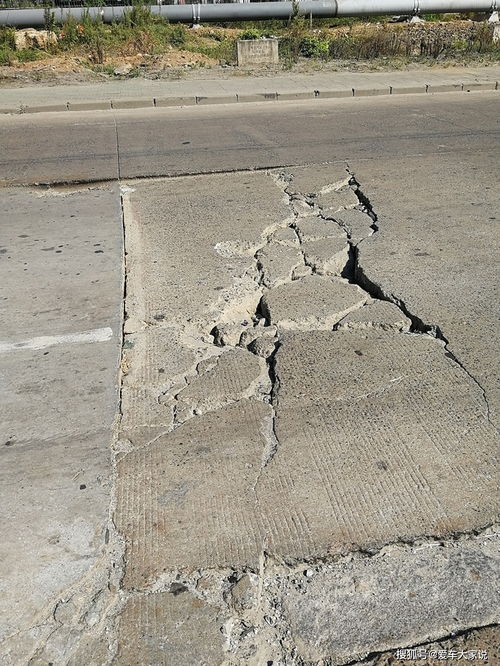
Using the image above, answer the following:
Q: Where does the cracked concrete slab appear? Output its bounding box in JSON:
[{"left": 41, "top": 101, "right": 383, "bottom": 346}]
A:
[
  {"left": 295, "top": 216, "right": 347, "bottom": 242},
  {"left": 280, "top": 537, "right": 499, "bottom": 664},
  {"left": 333, "top": 207, "right": 376, "bottom": 244},
  {"left": 110, "top": 162, "right": 498, "bottom": 664},
  {"left": 176, "top": 348, "right": 267, "bottom": 416},
  {"left": 263, "top": 330, "right": 498, "bottom": 550},
  {"left": 260, "top": 275, "right": 368, "bottom": 330},
  {"left": 115, "top": 399, "right": 273, "bottom": 586},
  {"left": 271, "top": 225, "right": 299, "bottom": 247},
  {"left": 123, "top": 171, "right": 290, "bottom": 332},
  {"left": 352, "top": 152, "right": 500, "bottom": 427},
  {"left": 256, "top": 242, "right": 303, "bottom": 289},
  {"left": 317, "top": 185, "right": 360, "bottom": 213},
  {"left": 301, "top": 237, "right": 350, "bottom": 275},
  {"left": 277, "top": 164, "right": 350, "bottom": 197},
  {"left": 122, "top": 327, "right": 196, "bottom": 390}
]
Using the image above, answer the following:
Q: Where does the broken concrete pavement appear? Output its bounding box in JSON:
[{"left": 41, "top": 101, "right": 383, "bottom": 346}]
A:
[
  {"left": 2, "top": 159, "right": 498, "bottom": 664},
  {"left": 109, "top": 165, "right": 499, "bottom": 664}
]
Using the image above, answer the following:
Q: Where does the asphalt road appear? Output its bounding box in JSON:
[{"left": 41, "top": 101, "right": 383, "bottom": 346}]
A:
[{"left": 0, "top": 92, "right": 498, "bottom": 185}]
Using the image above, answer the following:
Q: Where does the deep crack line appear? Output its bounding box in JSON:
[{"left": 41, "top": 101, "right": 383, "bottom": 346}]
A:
[
  {"left": 442, "top": 338, "right": 495, "bottom": 430},
  {"left": 347, "top": 167, "right": 496, "bottom": 431}
]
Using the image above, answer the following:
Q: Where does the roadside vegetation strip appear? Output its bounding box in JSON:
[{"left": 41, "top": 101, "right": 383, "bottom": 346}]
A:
[{"left": 0, "top": 9, "right": 498, "bottom": 75}]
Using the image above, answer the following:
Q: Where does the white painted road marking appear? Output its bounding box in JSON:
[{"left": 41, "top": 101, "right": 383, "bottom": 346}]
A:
[{"left": 0, "top": 327, "right": 114, "bottom": 353}]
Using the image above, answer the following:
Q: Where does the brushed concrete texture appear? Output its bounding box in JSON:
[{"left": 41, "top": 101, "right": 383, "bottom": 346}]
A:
[
  {"left": 116, "top": 591, "right": 225, "bottom": 665},
  {"left": 175, "top": 348, "right": 267, "bottom": 417},
  {"left": 0, "top": 185, "right": 122, "bottom": 662},
  {"left": 336, "top": 298, "right": 411, "bottom": 331},
  {"left": 265, "top": 330, "right": 498, "bottom": 548},
  {"left": 115, "top": 399, "right": 273, "bottom": 587}
]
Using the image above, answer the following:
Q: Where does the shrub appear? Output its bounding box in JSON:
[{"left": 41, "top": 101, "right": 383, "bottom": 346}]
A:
[
  {"left": 239, "top": 29, "right": 261, "bottom": 41},
  {"left": 169, "top": 24, "right": 186, "bottom": 47},
  {"left": 300, "top": 35, "right": 329, "bottom": 58},
  {"left": 0, "top": 47, "right": 13, "bottom": 65},
  {"left": 0, "top": 27, "right": 15, "bottom": 50},
  {"left": 123, "top": 3, "right": 155, "bottom": 30}
]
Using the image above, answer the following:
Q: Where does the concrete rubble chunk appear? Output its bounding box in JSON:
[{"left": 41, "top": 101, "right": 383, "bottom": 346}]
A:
[
  {"left": 176, "top": 348, "right": 265, "bottom": 415},
  {"left": 239, "top": 323, "right": 277, "bottom": 349},
  {"left": 337, "top": 299, "right": 411, "bottom": 331},
  {"left": 291, "top": 198, "right": 318, "bottom": 217},
  {"left": 334, "top": 207, "right": 375, "bottom": 244},
  {"left": 230, "top": 573, "right": 259, "bottom": 612},
  {"left": 278, "top": 164, "right": 351, "bottom": 197},
  {"left": 317, "top": 186, "right": 359, "bottom": 213},
  {"left": 295, "top": 217, "right": 346, "bottom": 242},
  {"left": 256, "top": 243, "right": 303, "bottom": 289},
  {"left": 14, "top": 29, "right": 57, "bottom": 51},
  {"left": 248, "top": 335, "right": 278, "bottom": 358},
  {"left": 211, "top": 321, "right": 247, "bottom": 347},
  {"left": 260, "top": 276, "right": 368, "bottom": 330},
  {"left": 272, "top": 226, "right": 299, "bottom": 247},
  {"left": 301, "top": 237, "right": 350, "bottom": 276},
  {"left": 292, "top": 264, "right": 312, "bottom": 280},
  {"left": 115, "top": 399, "right": 273, "bottom": 584},
  {"left": 281, "top": 538, "right": 500, "bottom": 664},
  {"left": 117, "top": 591, "right": 224, "bottom": 665}
]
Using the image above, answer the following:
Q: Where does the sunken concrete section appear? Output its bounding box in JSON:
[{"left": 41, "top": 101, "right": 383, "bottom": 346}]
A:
[
  {"left": 0, "top": 185, "right": 123, "bottom": 664},
  {"left": 110, "top": 165, "right": 499, "bottom": 664}
]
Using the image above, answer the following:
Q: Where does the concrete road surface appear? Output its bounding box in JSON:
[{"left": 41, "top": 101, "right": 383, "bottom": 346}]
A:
[{"left": 0, "top": 93, "right": 498, "bottom": 665}]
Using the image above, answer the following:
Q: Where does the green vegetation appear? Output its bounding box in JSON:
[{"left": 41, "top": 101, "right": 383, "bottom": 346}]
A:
[{"left": 0, "top": 9, "right": 498, "bottom": 73}]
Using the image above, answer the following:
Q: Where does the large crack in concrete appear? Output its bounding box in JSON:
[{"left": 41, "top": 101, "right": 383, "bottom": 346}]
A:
[{"left": 347, "top": 176, "right": 496, "bottom": 431}]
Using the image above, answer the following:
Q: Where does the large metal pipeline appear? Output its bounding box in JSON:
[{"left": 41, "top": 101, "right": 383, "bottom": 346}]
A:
[{"left": 0, "top": 0, "right": 497, "bottom": 27}]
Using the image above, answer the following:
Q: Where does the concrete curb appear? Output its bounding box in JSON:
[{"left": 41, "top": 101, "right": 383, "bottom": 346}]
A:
[{"left": 1, "top": 81, "right": 497, "bottom": 115}]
